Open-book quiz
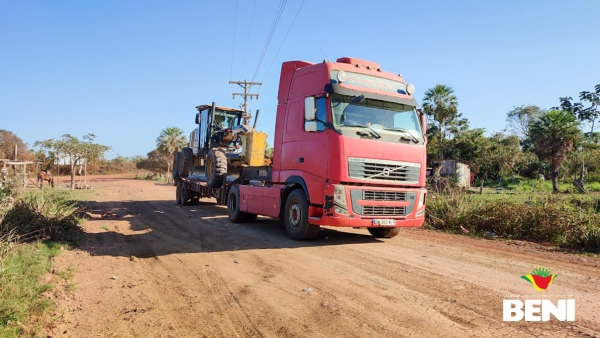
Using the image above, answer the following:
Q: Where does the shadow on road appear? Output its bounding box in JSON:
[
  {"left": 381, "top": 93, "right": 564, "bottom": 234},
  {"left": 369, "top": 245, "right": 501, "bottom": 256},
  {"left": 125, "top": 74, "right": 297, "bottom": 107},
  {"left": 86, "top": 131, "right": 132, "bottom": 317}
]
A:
[{"left": 78, "top": 199, "right": 384, "bottom": 258}]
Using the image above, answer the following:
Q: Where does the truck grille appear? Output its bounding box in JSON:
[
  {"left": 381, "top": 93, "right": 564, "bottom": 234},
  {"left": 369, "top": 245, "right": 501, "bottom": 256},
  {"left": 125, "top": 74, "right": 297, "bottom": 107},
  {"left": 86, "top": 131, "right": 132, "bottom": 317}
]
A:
[
  {"left": 348, "top": 158, "right": 420, "bottom": 183},
  {"left": 363, "top": 190, "right": 407, "bottom": 201},
  {"left": 363, "top": 206, "right": 406, "bottom": 216}
]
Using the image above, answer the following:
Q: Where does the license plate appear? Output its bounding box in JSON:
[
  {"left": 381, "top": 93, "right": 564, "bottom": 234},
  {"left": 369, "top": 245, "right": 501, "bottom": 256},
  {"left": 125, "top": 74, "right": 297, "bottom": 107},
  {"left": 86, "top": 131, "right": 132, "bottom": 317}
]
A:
[{"left": 372, "top": 219, "right": 395, "bottom": 226}]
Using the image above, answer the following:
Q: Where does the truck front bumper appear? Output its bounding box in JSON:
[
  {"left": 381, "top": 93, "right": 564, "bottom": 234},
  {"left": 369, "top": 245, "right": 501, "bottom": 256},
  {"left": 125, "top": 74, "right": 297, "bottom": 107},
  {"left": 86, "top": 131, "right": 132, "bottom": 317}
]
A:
[
  {"left": 312, "top": 183, "right": 426, "bottom": 228},
  {"left": 310, "top": 213, "right": 425, "bottom": 228}
]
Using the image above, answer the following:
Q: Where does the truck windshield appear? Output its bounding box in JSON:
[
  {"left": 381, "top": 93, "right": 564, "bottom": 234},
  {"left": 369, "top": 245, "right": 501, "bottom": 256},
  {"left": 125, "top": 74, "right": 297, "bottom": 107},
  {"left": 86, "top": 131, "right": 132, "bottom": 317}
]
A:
[{"left": 331, "top": 94, "right": 423, "bottom": 140}]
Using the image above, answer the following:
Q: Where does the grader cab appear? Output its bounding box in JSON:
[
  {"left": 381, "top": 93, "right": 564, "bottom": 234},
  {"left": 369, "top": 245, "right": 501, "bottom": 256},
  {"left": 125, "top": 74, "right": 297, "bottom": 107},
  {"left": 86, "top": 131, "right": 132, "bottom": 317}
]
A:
[{"left": 173, "top": 102, "right": 268, "bottom": 188}]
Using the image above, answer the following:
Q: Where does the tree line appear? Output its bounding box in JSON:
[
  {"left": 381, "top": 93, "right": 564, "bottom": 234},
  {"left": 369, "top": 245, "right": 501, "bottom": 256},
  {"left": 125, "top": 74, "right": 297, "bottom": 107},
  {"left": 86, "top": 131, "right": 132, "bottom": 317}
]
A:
[{"left": 422, "top": 84, "right": 600, "bottom": 193}]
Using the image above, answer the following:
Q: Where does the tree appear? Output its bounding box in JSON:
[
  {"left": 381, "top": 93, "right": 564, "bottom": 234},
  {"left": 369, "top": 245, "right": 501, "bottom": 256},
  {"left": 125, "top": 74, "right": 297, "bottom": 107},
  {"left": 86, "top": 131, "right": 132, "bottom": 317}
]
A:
[
  {"left": 34, "top": 134, "right": 110, "bottom": 189},
  {"left": 559, "top": 85, "right": 600, "bottom": 187},
  {"left": 559, "top": 84, "right": 600, "bottom": 137},
  {"left": 0, "top": 130, "right": 32, "bottom": 161},
  {"left": 156, "top": 127, "right": 187, "bottom": 181},
  {"left": 530, "top": 110, "right": 582, "bottom": 193},
  {"left": 422, "top": 85, "right": 459, "bottom": 161},
  {"left": 470, "top": 136, "right": 495, "bottom": 194},
  {"left": 446, "top": 127, "right": 486, "bottom": 163},
  {"left": 505, "top": 105, "right": 545, "bottom": 149},
  {"left": 489, "top": 133, "right": 523, "bottom": 178},
  {"left": 136, "top": 150, "right": 168, "bottom": 177}
]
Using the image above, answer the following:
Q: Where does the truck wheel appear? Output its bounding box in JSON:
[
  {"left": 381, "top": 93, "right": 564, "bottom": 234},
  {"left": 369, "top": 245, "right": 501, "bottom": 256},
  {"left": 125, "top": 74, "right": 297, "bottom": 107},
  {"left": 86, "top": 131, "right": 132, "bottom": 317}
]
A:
[
  {"left": 368, "top": 227, "right": 401, "bottom": 238},
  {"left": 227, "top": 185, "right": 256, "bottom": 223},
  {"left": 206, "top": 148, "right": 228, "bottom": 188},
  {"left": 191, "top": 192, "right": 200, "bottom": 205},
  {"left": 284, "top": 189, "right": 320, "bottom": 240},
  {"left": 176, "top": 181, "right": 182, "bottom": 205},
  {"left": 172, "top": 152, "right": 180, "bottom": 179},
  {"left": 179, "top": 147, "right": 193, "bottom": 178},
  {"left": 181, "top": 184, "right": 192, "bottom": 206}
]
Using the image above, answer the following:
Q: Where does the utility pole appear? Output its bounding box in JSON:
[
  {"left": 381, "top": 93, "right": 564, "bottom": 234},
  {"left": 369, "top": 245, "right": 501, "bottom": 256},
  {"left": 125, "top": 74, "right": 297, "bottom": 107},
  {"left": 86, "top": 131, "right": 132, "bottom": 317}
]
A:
[{"left": 229, "top": 80, "right": 262, "bottom": 125}]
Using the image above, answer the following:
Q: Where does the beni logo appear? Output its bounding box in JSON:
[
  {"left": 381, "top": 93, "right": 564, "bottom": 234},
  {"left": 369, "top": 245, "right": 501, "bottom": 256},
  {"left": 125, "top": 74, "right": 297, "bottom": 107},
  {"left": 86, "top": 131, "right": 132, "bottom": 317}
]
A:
[
  {"left": 503, "top": 299, "right": 575, "bottom": 322},
  {"left": 503, "top": 267, "right": 575, "bottom": 322},
  {"left": 521, "top": 267, "right": 556, "bottom": 291}
]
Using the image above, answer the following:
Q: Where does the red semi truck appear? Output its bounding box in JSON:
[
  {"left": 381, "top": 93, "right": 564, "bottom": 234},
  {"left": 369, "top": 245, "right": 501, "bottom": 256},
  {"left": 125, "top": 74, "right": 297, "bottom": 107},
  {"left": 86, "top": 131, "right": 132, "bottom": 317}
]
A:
[{"left": 175, "top": 57, "right": 427, "bottom": 240}]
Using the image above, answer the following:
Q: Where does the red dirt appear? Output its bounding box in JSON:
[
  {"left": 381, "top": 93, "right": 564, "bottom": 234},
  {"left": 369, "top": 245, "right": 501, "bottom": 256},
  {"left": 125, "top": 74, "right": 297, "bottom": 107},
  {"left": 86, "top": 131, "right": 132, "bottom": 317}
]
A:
[{"left": 47, "top": 175, "right": 599, "bottom": 337}]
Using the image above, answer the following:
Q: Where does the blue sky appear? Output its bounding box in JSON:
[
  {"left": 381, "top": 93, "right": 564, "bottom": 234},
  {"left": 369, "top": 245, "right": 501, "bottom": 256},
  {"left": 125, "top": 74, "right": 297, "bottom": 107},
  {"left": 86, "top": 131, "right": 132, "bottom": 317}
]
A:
[{"left": 1, "top": 0, "right": 599, "bottom": 159}]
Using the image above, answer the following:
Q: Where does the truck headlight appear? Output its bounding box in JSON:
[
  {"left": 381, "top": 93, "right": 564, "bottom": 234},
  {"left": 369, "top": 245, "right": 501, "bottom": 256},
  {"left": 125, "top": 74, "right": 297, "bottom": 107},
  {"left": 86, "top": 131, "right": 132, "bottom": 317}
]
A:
[
  {"left": 334, "top": 185, "right": 348, "bottom": 215},
  {"left": 418, "top": 190, "right": 427, "bottom": 208}
]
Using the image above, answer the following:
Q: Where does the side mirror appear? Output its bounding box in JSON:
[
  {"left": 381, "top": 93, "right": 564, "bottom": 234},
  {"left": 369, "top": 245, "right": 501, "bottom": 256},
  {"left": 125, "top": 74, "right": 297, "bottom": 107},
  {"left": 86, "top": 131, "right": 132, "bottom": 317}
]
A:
[
  {"left": 305, "top": 121, "right": 318, "bottom": 132},
  {"left": 304, "top": 97, "right": 316, "bottom": 121},
  {"left": 418, "top": 109, "right": 427, "bottom": 136},
  {"left": 195, "top": 113, "right": 200, "bottom": 124}
]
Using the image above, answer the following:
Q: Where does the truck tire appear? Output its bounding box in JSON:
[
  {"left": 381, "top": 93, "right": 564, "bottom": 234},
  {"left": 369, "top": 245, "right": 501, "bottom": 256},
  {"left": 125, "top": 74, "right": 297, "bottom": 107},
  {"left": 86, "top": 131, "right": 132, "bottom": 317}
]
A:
[
  {"left": 206, "top": 148, "right": 228, "bottom": 188},
  {"left": 179, "top": 147, "right": 193, "bottom": 178},
  {"left": 368, "top": 227, "right": 401, "bottom": 238},
  {"left": 227, "top": 185, "right": 257, "bottom": 223},
  {"left": 191, "top": 192, "right": 200, "bottom": 205},
  {"left": 284, "top": 189, "right": 320, "bottom": 240},
  {"left": 172, "top": 152, "right": 180, "bottom": 179},
  {"left": 181, "top": 184, "right": 192, "bottom": 206},
  {"left": 176, "top": 181, "right": 182, "bottom": 204}
]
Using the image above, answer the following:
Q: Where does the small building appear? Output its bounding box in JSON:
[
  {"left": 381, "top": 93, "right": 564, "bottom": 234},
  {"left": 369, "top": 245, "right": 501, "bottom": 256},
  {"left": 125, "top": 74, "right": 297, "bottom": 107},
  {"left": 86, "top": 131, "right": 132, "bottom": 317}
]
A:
[{"left": 430, "top": 159, "right": 471, "bottom": 188}]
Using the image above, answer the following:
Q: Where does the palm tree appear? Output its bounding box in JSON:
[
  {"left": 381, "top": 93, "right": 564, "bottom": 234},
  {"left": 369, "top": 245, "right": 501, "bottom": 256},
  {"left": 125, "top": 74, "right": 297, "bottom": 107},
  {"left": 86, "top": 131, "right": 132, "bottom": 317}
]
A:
[
  {"left": 422, "top": 85, "right": 459, "bottom": 161},
  {"left": 156, "top": 127, "right": 187, "bottom": 180},
  {"left": 530, "top": 110, "right": 582, "bottom": 193}
]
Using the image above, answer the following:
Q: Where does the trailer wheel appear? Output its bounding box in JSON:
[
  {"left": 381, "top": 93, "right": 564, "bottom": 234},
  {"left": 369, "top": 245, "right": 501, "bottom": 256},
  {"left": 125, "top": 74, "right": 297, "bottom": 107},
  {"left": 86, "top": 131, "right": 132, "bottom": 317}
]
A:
[
  {"left": 172, "top": 152, "right": 180, "bottom": 180},
  {"left": 368, "top": 227, "right": 401, "bottom": 238},
  {"left": 284, "top": 189, "right": 319, "bottom": 240},
  {"left": 181, "top": 184, "right": 192, "bottom": 206},
  {"left": 191, "top": 192, "right": 200, "bottom": 205},
  {"left": 206, "top": 148, "right": 228, "bottom": 188},
  {"left": 227, "top": 185, "right": 256, "bottom": 223},
  {"left": 175, "top": 181, "right": 182, "bottom": 205},
  {"left": 179, "top": 147, "right": 193, "bottom": 178}
]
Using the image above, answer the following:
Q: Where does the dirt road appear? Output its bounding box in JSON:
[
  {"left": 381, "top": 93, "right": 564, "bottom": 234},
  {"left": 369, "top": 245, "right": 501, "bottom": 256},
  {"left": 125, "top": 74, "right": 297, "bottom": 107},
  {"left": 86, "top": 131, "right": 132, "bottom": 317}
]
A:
[{"left": 49, "top": 176, "right": 599, "bottom": 337}]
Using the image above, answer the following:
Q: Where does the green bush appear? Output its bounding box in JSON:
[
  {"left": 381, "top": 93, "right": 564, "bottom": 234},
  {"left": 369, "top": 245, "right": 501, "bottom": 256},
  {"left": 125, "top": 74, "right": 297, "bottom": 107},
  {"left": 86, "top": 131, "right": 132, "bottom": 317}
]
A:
[
  {"left": 1, "top": 193, "right": 83, "bottom": 242},
  {"left": 426, "top": 193, "right": 600, "bottom": 251},
  {"left": 0, "top": 167, "right": 23, "bottom": 225}
]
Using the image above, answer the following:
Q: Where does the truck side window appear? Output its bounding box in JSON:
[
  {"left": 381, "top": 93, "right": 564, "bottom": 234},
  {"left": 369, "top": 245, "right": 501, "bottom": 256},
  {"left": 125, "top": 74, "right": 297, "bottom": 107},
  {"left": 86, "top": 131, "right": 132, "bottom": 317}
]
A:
[{"left": 316, "top": 98, "right": 327, "bottom": 132}]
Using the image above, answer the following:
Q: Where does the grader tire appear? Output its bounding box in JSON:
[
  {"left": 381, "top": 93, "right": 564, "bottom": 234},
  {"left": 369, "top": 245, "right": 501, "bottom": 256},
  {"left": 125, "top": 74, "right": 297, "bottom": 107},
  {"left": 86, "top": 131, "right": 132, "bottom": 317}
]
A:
[
  {"left": 179, "top": 147, "right": 193, "bottom": 178},
  {"left": 172, "top": 152, "right": 180, "bottom": 179},
  {"left": 205, "top": 148, "right": 228, "bottom": 188}
]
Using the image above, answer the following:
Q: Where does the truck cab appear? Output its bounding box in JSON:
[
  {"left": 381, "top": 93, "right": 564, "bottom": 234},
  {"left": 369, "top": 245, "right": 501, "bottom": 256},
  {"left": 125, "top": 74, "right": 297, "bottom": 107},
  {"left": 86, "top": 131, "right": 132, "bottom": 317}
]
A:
[{"left": 230, "top": 57, "right": 427, "bottom": 240}]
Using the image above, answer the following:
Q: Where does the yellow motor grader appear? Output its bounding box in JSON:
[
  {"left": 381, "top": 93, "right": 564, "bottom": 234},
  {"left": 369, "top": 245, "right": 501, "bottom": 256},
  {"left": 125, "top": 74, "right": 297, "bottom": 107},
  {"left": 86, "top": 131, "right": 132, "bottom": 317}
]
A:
[{"left": 173, "top": 102, "right": 268, "bottom": 188}]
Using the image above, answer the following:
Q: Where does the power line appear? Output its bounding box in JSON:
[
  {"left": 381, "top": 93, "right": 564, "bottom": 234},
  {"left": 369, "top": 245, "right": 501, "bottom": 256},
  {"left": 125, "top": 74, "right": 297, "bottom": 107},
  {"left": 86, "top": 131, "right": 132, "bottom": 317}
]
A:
[
  {"left": 241, "top": 0, "right": 258, "bottom": 78},
  {"left": 229, "top": 0, "right": 239, "bottom": 81},
  {"left": 251, "top": 0, "right": 288, "bottom": 82},
  {"left": 229, "top": 80, "right": 262, "bottom": 125},
  {"left": 262, "top": 0, "right": 305, "bottom": 82}
]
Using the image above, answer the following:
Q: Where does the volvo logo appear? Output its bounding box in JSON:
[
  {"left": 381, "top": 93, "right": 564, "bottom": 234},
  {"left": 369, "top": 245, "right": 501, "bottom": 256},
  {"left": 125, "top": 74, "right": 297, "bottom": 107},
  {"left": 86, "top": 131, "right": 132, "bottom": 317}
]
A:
[{"left": 382, "top": 168, "right": 391, "bottom": 177}]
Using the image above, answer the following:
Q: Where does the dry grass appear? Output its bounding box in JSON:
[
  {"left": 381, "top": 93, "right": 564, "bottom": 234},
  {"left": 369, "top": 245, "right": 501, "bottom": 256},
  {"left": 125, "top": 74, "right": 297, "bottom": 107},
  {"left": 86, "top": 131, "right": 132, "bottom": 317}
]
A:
[{"left": 426, "top": 192, "right": 600, "bottom": 252}]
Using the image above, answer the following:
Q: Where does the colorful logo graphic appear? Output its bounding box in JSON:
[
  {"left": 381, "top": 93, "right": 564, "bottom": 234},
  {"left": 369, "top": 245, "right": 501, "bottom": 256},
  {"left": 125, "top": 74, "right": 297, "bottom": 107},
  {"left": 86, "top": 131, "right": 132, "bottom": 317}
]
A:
[{"left": 521, "top": 267, "right": 557, "bottom": 291}]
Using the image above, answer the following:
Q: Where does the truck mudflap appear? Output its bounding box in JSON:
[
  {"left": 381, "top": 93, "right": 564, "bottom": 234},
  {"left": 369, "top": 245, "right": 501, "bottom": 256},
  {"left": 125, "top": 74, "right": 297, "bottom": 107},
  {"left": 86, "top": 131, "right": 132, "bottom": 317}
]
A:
[{"left": 309, "top": 214, "right": 425, "bottom": 228}]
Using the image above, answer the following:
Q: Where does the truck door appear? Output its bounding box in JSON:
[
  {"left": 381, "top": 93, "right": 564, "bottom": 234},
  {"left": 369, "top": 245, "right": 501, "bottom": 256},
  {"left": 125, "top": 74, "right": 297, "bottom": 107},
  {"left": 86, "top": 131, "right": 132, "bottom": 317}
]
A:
[
  {"left": 280, "top": 101, "right": 301, "bottom": 171},
  {"left": 298, "top": 97, "right": 329, "bottom": 205}
]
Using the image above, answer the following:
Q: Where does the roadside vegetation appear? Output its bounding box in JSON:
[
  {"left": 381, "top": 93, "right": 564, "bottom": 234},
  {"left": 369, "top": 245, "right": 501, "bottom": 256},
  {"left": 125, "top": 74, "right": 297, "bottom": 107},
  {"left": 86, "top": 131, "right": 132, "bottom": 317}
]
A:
[
  {"left": 425, "top": 191, "right": 600, "bottom": 252},
  {"left": 423, "top": 83, "right": 600, "bottom": 252},
  {"left": 0, "top": 168, "right": 86, "bottom": 337}
]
